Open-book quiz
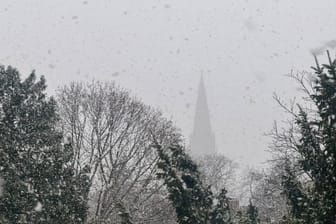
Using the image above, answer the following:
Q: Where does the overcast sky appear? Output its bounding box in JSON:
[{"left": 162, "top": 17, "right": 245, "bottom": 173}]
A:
[{"left": 1, "top": 0, "right": 336, "bottom": 168}]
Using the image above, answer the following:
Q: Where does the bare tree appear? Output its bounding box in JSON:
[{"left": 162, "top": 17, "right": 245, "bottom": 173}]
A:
[
  {"left": 270, "top": 70, "right": 318, "bottom": 163},
  {"left": 241, "top": 166, "right": 289, "bottom": 223},
  {"left": 57, "top": 81, "right": 178, "bottom": 224},
  {"left": 251, "top": 70, "right": 321, "bottom": 223},
  {"left": 195, "top": 153, "right": 237, "bottom": 196}
]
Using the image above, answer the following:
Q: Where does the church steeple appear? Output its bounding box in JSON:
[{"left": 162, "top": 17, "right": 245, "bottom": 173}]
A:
[{"left": 190, "top": 75, "right": 216, "bottom": 155}]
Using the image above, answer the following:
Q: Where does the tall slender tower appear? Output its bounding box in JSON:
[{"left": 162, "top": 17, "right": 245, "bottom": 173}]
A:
[{"left": 190, "top": 76, "right": 216, "bottom": 155}]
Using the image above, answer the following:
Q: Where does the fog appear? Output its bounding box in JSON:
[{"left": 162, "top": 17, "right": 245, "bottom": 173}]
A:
[{"left": 1, "top": 0, "right": 336, "bottom": 168}]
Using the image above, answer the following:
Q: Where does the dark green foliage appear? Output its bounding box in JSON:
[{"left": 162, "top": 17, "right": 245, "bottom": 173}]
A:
[
  {"left": 278, "top": 215, "right": 292, "bottom": 224},
  {"left": 155, "top": 143, "right": 213, "bottom": 224},
  {"left": 209, "top": 189, "right": 231, "bottom": 224},
  {"left": 0, "top": 66, "right": 90, "bottom": 223},
  {"left": 235, "top": 200, "right": 259, "bottom": 224},
  {"left": 154, "top": 142, "right": 232, "bottom": 224},
  {"left": 281, "top": 164, "right": 309, "bottom": 224},
  {"left": 245, "top": 200, "right": 259, "bottom": 224},
  {"left": 282, "top": 52, "right": 336, "bottom": 223}
]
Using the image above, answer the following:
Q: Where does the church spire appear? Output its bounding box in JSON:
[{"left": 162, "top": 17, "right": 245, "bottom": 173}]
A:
[{"left": 190, "top": 75, "right": 216, "bottom": 155}]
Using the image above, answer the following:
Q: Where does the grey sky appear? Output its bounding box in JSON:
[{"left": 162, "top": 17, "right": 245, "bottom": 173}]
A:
[{"left": 1, "top": 0, "right": 336, "bottom": 168}]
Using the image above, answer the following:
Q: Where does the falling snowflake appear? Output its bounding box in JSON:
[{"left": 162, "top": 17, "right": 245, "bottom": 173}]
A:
[{"left": 34, "top": 202, "right": 43, "bottom": 212}]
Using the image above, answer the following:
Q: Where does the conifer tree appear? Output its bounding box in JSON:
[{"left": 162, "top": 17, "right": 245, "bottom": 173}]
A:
[
  {"left": 235, "top": 201, "right": 259, "bottom": 224},
  {"left": 154, "top": 141, "right": 233, "bottom": 224},
  {"left": 209, "top": 188, "right": 231, "bottom": 224},
  {"left": 155, "top": 143, "right": 213, "bottom": 224},
  {"left": 282, "top": 52, "right": 336, "bottom": 223},
  {"left": 281, "top": 164, "right": 309, "bottom": 224},
  {"left": 0, "top": 66, "right": 90, "bottom": 223},
  {"left": 245, "top": 200, "right": 259, "bottom": 224}
]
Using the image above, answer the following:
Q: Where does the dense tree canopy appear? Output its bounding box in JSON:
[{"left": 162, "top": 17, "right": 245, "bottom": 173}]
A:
[
  {"left": 153, "top": 140, "right": 233, "bottom": 224},
  {"left": 3, "top": 52, "right": 336, "bottom": 224},
  {"left": 0, "top": 66, "right": 90, "bottom": 223},
  {"left": 278, "top": 53, "right": 336, "bottom": 223},
  {"left": 57, "top": 81, "right": 180, "bottom": 223}
]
